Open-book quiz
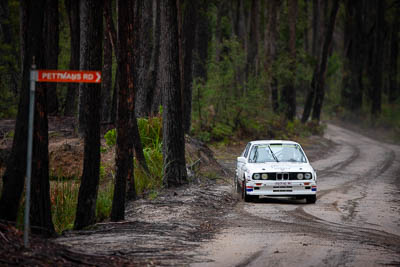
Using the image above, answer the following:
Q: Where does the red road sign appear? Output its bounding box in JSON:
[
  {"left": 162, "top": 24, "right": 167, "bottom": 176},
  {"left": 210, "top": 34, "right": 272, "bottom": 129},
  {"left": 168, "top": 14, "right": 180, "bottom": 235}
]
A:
[{"left": 37, "top": 70, "right": 101, "bottom": 83}]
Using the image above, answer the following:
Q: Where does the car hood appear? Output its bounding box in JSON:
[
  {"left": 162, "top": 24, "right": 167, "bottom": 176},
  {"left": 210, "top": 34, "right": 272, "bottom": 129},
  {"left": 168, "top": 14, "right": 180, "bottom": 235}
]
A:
[{"left": 246, "top": 163, "right": 314, "bottom": 173}]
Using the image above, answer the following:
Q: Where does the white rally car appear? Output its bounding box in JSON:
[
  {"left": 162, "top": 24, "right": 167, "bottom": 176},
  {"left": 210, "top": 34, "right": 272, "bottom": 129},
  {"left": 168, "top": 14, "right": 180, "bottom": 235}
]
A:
[{"left": 235, "top": 140, "right": 317, "bottom": 203}]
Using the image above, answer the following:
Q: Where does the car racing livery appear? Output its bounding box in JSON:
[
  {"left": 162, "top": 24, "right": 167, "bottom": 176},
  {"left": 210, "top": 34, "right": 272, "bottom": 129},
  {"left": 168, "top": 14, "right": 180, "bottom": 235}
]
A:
[{"left": 235, "top": 140, "right": 317, "bottom": 203}]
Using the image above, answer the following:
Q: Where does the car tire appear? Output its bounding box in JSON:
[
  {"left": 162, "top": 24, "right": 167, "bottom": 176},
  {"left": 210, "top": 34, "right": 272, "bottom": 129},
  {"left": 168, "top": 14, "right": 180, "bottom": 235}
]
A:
[
  {"left": 235, "top": 176, "right": 241, "bottom": 194},
  {"left": 305, "top": 195, "right": 317, "bottom": 204},
  {"left": 242, "top": 180, "right": 257, "bottom": 202}
]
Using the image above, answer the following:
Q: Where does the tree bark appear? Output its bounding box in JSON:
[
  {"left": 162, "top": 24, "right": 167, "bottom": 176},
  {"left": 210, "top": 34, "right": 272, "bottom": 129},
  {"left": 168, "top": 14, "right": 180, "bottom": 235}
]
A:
[
  {"left": 150, "top": 0, "right": 162, "bottom": 115},
  {"left": 311, "top": 0, "right": 320, "bottom": 58},
  {"left": 0, "top": 0, "right": 19, "bottom": 94},
  {"left": 31, "top": 74, "right": 55, "bottom": 237},
  {"left": 64, "top": 0, "right": 80, "bottom": 117},
  {"left": 160, "top": 0, "right": 187, "bottom": 187},
  {"left": 182, "top": 0, "right": 198, "bottom": 133},
  {"left": 193, "top": 0, "right": 209, "bottom": 83},
  {"left": 281, "top": 0, "right": 297, "bottom": 121},
  {"left": 101, "top": 14, "right": 112, "bottom": 122},
  {"left": 74, "top": 0, "right": 103, "bottom": 230},
  {"left": 104, "top": 0, "right": 118, "bottom": 124},
  {"left": 0, "top": 0, "right": 42, "bottom": 223},
  {"left": 303, "top": 0, "right": 309, "bottom": 53},
  {"left": 111, "top": 0, "right": 136, "bottom": 221},
  {"left": 388, "top": 11, "right": 399, "bottom": 104},
  {"left": 246, "top": 0, "right": 259, "bottom": 77},
  {"left": 311, "top": 0, "right": 340, "bottom": 122},
  {"left": 43, "top": 0, "right": 59, "bottom": 115},
  {"left": 369, "top": 0, "right": 384, "bottom": 116},
  {"left": 135, "top": 0, "right": 154, "bottom": 117},
  {"left": 264, "top": 0, "right": 281, "bottom": 113},
  {"left": 341, "top": 0, "right": 364, "bottom": 111}
]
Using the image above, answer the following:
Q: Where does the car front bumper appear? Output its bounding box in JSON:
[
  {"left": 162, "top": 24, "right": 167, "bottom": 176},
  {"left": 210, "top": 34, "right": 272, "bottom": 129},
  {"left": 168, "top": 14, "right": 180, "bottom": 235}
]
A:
[{"left": 245, "top": 180, "right": 317, "bottom": 196}]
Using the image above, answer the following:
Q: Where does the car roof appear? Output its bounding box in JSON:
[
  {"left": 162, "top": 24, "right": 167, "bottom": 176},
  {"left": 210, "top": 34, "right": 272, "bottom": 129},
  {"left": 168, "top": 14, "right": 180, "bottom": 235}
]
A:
[{"left": 249, "top": 140, "right": 300, "bottom": 145}]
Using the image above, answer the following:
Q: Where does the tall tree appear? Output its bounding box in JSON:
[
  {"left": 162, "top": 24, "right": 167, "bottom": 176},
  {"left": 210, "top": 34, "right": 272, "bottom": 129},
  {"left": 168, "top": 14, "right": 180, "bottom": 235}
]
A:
[
  {"left": 64, "top": 0, "right": 80, "bottom": 116},
  {"left": 182, "top": 0, "right": 198, "bottom": 133},
  {"left": 341, "top": 0, "right": 365, "bottom": 111},
  {"left": 101, "top": 16, "right": 112, "bottom": 122},
  {"left": 264, "top": 0, "right": 281, "bottom": 113},
  {"left": 0, "top": 1, "right": 54, "bottom": 236},
  {"left": 104, "top": 0, "right": 149, "bottom": 182},
  {"left": 74, "top": 0, "right": 103, "bottom": 230},
  {"left": 368, "top": 0, "right": 384, "bottom": 116},
  {"left": 281, "top": 0, "right": 297, "bottom": 121},
  {"left": 246, "top": 0, "right": 259, "bottom": 77},
  {"left": 150, "top": 0, "right": 162, "bottom": 115},
  {"left": 388, "top": 7, "right": 399, "bottom": 104},
  {"left": 43, "top": 0, "right": 59, "bottom": 115},
  {"left": 103, "top": 0, "right": 118, "bottom": 123},
  {"left": 160, "top": 0, "right": 187, "bottom": 187},
  {"left": 111, "top": 0, "right": 136, "bottom": 221},
  {"left": 0, "top": 0, "right": 19, "bottom": 94},
  {"left": 310, "top": 0, "right": 340, "bottom": 122},
  {"left": 135, "top": 0, "right": 153, "bottom": 117}
]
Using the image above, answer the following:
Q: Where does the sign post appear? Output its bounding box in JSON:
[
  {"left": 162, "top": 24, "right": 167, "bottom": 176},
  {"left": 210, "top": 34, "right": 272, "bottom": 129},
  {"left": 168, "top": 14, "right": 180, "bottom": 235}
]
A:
[{"left": 23, "top": 68, "right": 101, "bottom": 248}]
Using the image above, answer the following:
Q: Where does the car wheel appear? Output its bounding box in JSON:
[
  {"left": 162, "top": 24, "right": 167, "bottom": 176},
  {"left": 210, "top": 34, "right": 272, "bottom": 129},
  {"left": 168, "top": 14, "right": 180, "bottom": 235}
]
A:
[
  {"left": 305, "top": 195, "right": 317, "bottom": 204},
  {"left": 242, "top": 180, "right": 256, "bottom": 202},
  {"left": 235, "top": 176, "right": 241, "bottom": 194}
]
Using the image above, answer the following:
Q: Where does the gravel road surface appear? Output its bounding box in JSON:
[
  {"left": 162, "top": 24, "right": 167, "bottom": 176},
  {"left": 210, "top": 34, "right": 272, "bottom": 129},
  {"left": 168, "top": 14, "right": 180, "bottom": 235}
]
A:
[{"left": 190, "top": 124, "right": 400, "bottom": 266}]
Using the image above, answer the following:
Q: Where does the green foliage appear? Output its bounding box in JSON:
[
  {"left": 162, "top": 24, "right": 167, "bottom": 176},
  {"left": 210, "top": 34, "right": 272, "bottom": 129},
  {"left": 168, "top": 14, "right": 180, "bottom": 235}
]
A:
[
  {"left": 104, "top": 128, "right": 117, "bottom": 147},
  {"left": 96, "top": 180, "right": 114, "bottom": 222},
  {"left": 50, "top": 180, "right": 79, "bottom": 233},
  {"left": 104, "top": 116, "right": 164, "bottom": 197},
  {"left": 134, "top": 116, "right": 163, "bottom": 196}
]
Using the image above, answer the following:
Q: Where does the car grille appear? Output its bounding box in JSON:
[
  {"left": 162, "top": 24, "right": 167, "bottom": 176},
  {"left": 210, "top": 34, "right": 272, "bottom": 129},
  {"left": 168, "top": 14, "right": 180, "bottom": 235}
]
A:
[{"left": 254, "top": 172, "right": 303, "bottom": 180}]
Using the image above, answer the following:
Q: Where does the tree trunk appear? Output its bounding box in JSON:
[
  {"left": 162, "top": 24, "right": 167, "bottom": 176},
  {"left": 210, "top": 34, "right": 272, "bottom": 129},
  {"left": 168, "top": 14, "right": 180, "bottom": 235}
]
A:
[
  {"left": 182, "top": 0, "right": 198, "bottom": 133},
  {"left": 160, "top": 0, "right": 187, "bottom": 187},
  {"left": 341, "top": 0, "right": 364, "bottom": 111},
  {"left": 0, "top": 0, "right": 46, "bottom": 223},
  {"left": 150, "top": 0, "right": 162, "bottom": 115},
  {"left": 311, "top": 0, "right": 340, "bottom": 122},
  {"left": 193, "top": 0, "right": 209, "bottom": 83},
  {"left": 64, "top": 0, "right": 80, "bottom": 117},
  {"left": 31, "top": 79, "right": 55, "bottom": 237},
  {"left": 135, "top": 0, "right": 153, "bottom": 117},
  {"left": 74, "top": 0, "right": 103, "bottom": 230},
  {"left": 246, "top": 0, "right": 259, "bottom": 78},
  {"left": 215, "top": 0, "right": 227, "bottom": 62},
  {"left": 369, "top": 0, "right": 384, "bottom": 116},
  {"left": 101, "top": 16, "right": 112, "bottom": 122},
  {"left": 281, "top": 0, "right": 297, "bottom": 121},
  {"left": 104, "top": 0, "right": 118, "bottom": 124},
  {"left": 110, "top": 68, "right": 118, "bottom": 124},
  {"left": 111, "top": 0, "right": 136, "bottom": 221},
  {"left": 303, "top": 0, "right": 309, "bottom": 53},
  {"left": 43, "top": 0, "right": 59, "bottom": 115},
  {"left": 264, "top": 0, "right": 281, "bottom": 114},
  {"left": 388, "top": 12, "right": 399, "bottom": 104},
  {"left": 0, "top": 0, "right": 20, "bottom": 94},
  {"left": 311, "top": 0, "right": 320, "bottom": 58}
]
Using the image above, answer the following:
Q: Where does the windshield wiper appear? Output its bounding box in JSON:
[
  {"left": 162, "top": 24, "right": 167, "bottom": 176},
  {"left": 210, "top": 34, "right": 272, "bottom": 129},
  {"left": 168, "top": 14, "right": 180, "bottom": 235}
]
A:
[{"left": 268, "top": 145, "right": 279, "bottom": 162}]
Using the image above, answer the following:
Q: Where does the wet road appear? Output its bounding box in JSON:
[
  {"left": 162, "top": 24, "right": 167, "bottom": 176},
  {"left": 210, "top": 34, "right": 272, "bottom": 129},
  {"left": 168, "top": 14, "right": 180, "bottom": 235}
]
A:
[{"left": 191, "top": 124, "right": 400, "bottom": 266}]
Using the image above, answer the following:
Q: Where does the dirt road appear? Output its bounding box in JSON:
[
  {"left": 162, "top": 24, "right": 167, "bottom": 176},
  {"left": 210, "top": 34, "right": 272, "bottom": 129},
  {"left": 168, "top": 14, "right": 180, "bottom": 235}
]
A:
[{"left": 190, "top": 124, "right": 400, "bottom": 266}]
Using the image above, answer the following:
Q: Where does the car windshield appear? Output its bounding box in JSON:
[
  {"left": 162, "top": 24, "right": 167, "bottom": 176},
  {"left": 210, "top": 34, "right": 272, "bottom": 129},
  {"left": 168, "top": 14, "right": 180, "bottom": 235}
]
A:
[{"left": 248, "top": 144, "right": 307, "bottom": 163}]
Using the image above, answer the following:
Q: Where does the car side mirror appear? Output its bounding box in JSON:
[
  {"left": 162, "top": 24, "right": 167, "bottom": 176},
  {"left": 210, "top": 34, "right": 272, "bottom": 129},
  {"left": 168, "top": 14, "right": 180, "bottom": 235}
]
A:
[{"left": 237, "top": 156, "right": 246, "bottom": 163}]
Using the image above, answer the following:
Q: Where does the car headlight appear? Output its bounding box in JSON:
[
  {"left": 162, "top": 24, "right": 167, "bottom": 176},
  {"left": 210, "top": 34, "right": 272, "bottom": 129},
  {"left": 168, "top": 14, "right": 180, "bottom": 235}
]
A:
[
  {"left": 304, "top": 173, "right": 312, "bottom": 179},
  {"left": 297, "top": 173, "right": 304, "bottom": 180},
  {"left": 261, "top": 173, "right": 268, "bottom": 180},
  {"left": 253, "top": 173, "right": 260, "bottom": 179}
]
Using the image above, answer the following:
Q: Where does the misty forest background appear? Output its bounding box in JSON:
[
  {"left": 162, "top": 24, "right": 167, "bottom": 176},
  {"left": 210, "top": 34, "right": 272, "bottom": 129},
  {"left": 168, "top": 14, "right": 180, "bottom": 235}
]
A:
[{"left": 0, "top": 0, "right": 399, "bottom": 236}]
